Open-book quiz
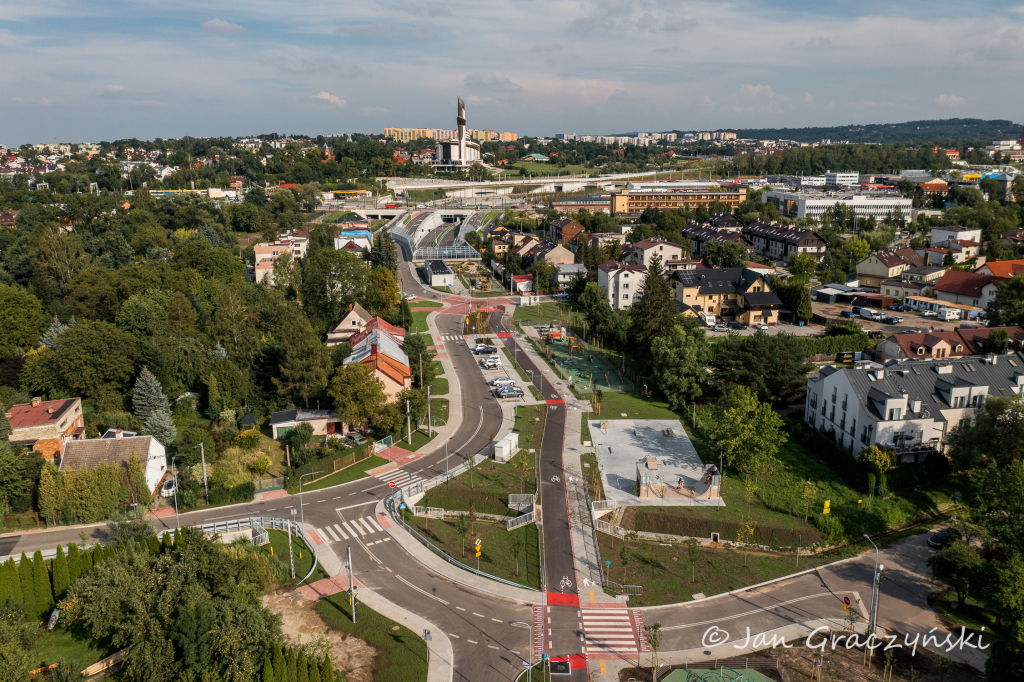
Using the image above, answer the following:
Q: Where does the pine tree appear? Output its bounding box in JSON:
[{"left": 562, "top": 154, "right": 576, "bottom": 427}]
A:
[
  {"left": 18, "top": 554, "right": 34, "bottom": 618},
  {"left": 286, "top": 647, "right": 297, "bottom": 682},
  {"left": 5, "top": 559, "right": 24, "bottom": 608},
  {"left": 0, "top": 559, "right": 12, "bottom": 604},
  {"left": 173, "top": 528, "right": 181, "bottom": 547},
  {"left": 272, "top": 644, "right": 287, "bottom": 682},
  {"left": 66, "top": 544, "right": 81, "bottom": 583},
  {"left": 308, "top": 659, "right": 321, "bottom": 682},
  {"left": 52, "top": 546, "right": 70, "bottom": 601},
  {"left": 263, "top": 657, "right": 276, "bottom": 682},
  {"left": 79, "top": 546, "right": 93, "bottom": 576},
  {"left": 296, "top": 650, "right": 309, "bottom": 682},
  {"left": 148, "top": 535, "right": 160, "bottom": 555},
  {"left": 134, "top": 367, "right": 176, "bottom": 444},
  {"left": 32, "top": 550, "right": 53, "bottom": 617},
  {"left": 162, "top": 532, "right": 172, "bottom": 553},
  {"left": 320, "top": 655, "right": 334, "bottom": 682},
  {"left": 40, "top": 316, "right": 67, "bottom": 348},
  {"left": 91, "top": 546, "right": 103, "bottom": 567},
  {"left": 206, "top": 374, "right": 223, "bottom": 418}
]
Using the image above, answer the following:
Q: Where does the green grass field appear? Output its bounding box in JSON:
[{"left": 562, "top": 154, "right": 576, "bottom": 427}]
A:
[
  {"left": 407, "top": 516, "right": 541, "bottom": 590},
  {"left": 261, "top": 529, "right": 330, "bottom": 584},
  {"left": 408, "top": 300, "right": 443, "bottom": 308},
  {"left": 410, "top": 310, "right": 430, "bottom": 333},
  {"left": 33, "top": 624, "right": 114, "bottom": 674},
  {"left": 429, "top": 398, "right": 449, "bottom": 423},
  {"left": 430, "top": 377, "right": 449, "bottom": 396},
  {"left": 482, "top": 210, "right": 500, "bottom": 225},
  {"left": 592, "top": 390, "right": 680, "bottom": 420},
  {"left": 285, "top": 455, "right": 389, "bottom": 494},
  {"left": 395, "top": 428, "right": 438, "bottom": 452},
  {"left": 511, "top": 161, "right": 590, "bottom": 176},
  {"left": 512, "top": 301, "right": 583, "bottom": 326},
  {"left": 316, "top": 593, "right": 428, "bottom": 682}
]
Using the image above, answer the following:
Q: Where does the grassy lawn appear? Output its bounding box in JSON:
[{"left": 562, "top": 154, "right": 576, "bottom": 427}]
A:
[
  {"left": 580, "top": 411, "right": 591, "bottom": 445},
  {"left": 514, "top": 404, "right": 547, "bottom": 457},
  {"left": 463, "top": 310, "right": 492, "bottom": 335},
  {"left": 580, "top": 451, "right": 605, "bottom": 501},
  {"left": 212, "top": 431, "right": 288, "bottom": 485},
  {"left": 419, "top": 448, "right": 540, "bottom": 515},
  {"left": 284, "top": 455, "right": 389, "bottom": 494},
  {"left": 408, "top": 300, "right": 443, "bottom": 308},
  {"left": 512, "top": 161, "right": 590, "bottom": 176},
  {"left": 33, "top": 624, "right": 113, "bottom": 673},
  {"left": 406, "top": 515, "right": 542, "bottom": 590},
  {"left": 407, "top": 188, "right": 446, "bottom": 203},
  {"left": 591, "top": 390, "right": 681, "bottom": 420},
  {"left": 430, "top": 377, "right": 449, "bottom": 395},
  {"left": 512, "top": 301, "right": 583, "bottom": 327},
  {"left": 501, "top": 346, "right": 543, "bottom": 400},
  {"left": 482, "top": 210, "right": 500, "bottom": 225},
  {"left": 261, "top": 529, "right": 330, "bottom": 584},
  {"left": 410, "top": 310, "right": 430, "bottom": 333},
  {"left": 395, "top": 427, "right": 438, "bottom": 452},
  {"left": 316, "top": 592, "right": 428, "bottom": 682},
  {"left": 599, "top": 534, "right": 837, "bottom": 607},
  {"left": 429, "top": 285, "right": 451, "bottom": 293},
  {"left": 429, "top": 398, "right": 449, "bottom": 423},
  {"left": 429, "top": 360, "right": 444, "bottom": 376}
]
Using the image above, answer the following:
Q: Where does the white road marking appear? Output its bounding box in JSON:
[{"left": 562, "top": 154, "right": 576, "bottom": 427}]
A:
[
  {"left": 449, "top": 633, "right": 460, "bottom": 638},
  {"left": 492, "top": 618, "right": 502, "bottom": 623},
  {"left": 342, "top": 520, "right": 361, "bottom": 537},
  {"left": 395, "top": 574, "right": 449, "bottom": 605},
  {"left": 366, "top": 516, "right": 384, "bottom": 532},
  {"left": 467, "top": 639, "right": 478, "bottom": 644},
  {"left": 333, "top": 524, "right": 349, "bottom": 540},
  {"left": 456, "top": 607, "right": 466, "bottom": 611},
  {"left": 323, "top": 526, "right": 341, "bottom": 542}
]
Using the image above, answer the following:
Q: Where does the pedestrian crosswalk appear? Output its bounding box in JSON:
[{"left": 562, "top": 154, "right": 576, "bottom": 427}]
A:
[
  {"left": 581, "top": 607, "right": 648, "bottom": 655},
  {"left": 314, "top": 515, "right": 392, "bottom": 546},
  {"left": 370, "top": 467, "right": 429, "bottom": 489},
  {"left": 437, "top": 334, "right": 465, "bottom": 342}
]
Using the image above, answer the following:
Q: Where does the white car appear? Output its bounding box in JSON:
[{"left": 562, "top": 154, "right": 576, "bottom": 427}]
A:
[
  {"left": 922, "top": 310, "right": 938, "bottom": 317},
  {"left": 491, "top": 377, "right": 517, "bottom": 387},
  {"left": 404, "top": 295, "right": 417, "bottom": 302},
  {"left": 481, "top": 358, "right": 502, "bottom": 369},
  {"left": 160, "top": 479, "right": 177, "bottom": 498},
  {"left": 755, "top": 323, "right": 769, "bottom": 330}
]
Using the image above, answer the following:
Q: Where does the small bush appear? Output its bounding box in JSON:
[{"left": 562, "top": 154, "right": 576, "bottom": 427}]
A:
[
  {"left": 234, "top": 429, "right": 261, "bottom": 452},
  {"left": 179, "top": 490, "right": 197, "bottom": 508},
  {"left": 229, "top": 482, "right": 256, "bottom": 502},
  {"left": 208, "top": 487, "right": 229, "bottom": 504},
  {"left": 247, "top": 453, "right": 271, "bottom": 476}
]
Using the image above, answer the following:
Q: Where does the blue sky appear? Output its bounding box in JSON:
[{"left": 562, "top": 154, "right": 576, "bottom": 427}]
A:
[{"left": 1, "top": 0, "right": 1022, "bottom": 145}]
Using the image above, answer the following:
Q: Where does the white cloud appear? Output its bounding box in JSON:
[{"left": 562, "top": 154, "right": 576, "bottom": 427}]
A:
[
  {"left": 936, "top": 94, "right": 965, "bottom": 106},
  {"left": 464, "top": 70, "right": 522, "bottom": 93},
  {"left": 740, "top": 84, "right": 775, "bottom": 98},
  {"left": 203, "top": 19, "right": 245, "bottom": 35},
  {"left": 102, "top": 85, "right": 125, "bottom": 96},
  {"left": 312, "top": 91, "right": 347, "bottom": 108}
]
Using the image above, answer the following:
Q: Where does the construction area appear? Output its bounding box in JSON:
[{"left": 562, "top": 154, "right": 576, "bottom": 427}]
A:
[
  {"left": 589, "top": 419, "right": 724, "bottom": 507},
  {"left": 532, "top": 326, "right": 632, "bottom": 394}
]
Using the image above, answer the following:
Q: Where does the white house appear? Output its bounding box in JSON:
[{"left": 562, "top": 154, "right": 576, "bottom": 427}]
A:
[
  {"left": 929, "top": 226, "right": 983, "bottom": 247},
  {"left": 60, "top": 431, "right": 167, "bottom": 497},
  {"left": 597, "top": 260, "right": 647, "bottom": 310}
]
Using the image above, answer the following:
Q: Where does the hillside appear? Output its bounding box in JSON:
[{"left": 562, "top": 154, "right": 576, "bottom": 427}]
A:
[{"left": 673, "top": 119, "right": 1021, "bottom": 145}]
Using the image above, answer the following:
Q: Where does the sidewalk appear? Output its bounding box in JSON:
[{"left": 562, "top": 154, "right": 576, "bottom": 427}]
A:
[
  {"left": 375, "top": 499, "right": 543, "bottom": 605},
  {"left": 357, "top": 586, "right": 455, "bottom": 682}
]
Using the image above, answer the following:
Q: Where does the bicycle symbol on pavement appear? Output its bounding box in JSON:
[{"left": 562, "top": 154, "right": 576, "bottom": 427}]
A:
[
  {"left": 560, "top": 576, "right": 573, "bottom": 589},
  {"left": 551, "top": 475, "right": 561, "bottom": 483}
]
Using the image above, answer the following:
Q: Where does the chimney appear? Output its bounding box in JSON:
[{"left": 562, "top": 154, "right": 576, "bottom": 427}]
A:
[
  {"left": 31, "top": 397, "right": 42, "bottom": 408},
  {"left": 371, "top": 343, "right": 378, "bottom": 356},
  {"left": 46, "top": 407, "right": 54, "bottom": 414},
  {"left": 114, "top": 429, "right": 123, "bottom": 440}
]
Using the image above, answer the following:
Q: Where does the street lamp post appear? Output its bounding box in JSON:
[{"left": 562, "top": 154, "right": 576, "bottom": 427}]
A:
[
  {"left": 691, "top": 401, "right": 696, "bottom": 429},
  {"left": 864, "top": 534, "right": 884, "bottom": 639},
  {"left": 432, "top": 416, "right": 449, "bottom": 479},
  {"left": 170, "top": 456, "right": 180, "bottom": 529},
  {"left": 299, "top": 471, "right": 323, "bottom": 555},
  {"left": 510, "top": 621, "right": 532, "bottom": 682}
]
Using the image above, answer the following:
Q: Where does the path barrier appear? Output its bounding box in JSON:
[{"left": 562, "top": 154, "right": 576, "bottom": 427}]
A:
[
  {"left": 255, "top": 477, "right": 285, "bottom": 493},
  {"left": 507, "top": 511, "right": 536, "bottom": 530},
  {"left": 509, "top": 494, "right": 535, "bottom": 511},
  {"left": 603, "top": 579, "right": 643, "bottom": 596}
]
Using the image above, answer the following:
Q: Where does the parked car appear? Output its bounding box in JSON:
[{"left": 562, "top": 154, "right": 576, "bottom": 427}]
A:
[
  {"left": 928, "top": 529, "right": 952, "bottom": 549},
  {"left": 471, "top": 343, "right": 490, "bottom": 353},
  {"left": 712, "top": 324, "right": 729, "bottom": 332},
  {"left": 345, "top": 433, "right": 367, "bottom": 447},
  {"left": 867, "top": 331, "right": 886, "bottom": 339},
  {"left": 889, "top": 315, "right": 903, "bottom": 324},
  {"left": 755, "top": 322, "right": 769, "bottom": 330},
  {"left": 481, "top": 357, "right": 502, "bottom": 369},
  {"left": 160, "top": 479, "right": 177, "bottom": 498},
  {"left": 473, "top": 345, "right": 497, "bottom": 355},
  {"left": 839, "top": 310, "right": 855, "bottom": 319},
  {"left": 851, "top": 306, "right": 863, "bottom": 315},
  {"left": 727, "top": 321, "right": 745, "bottom": 330},
  {"left": 922, "top": 310, "right": 938, "bottom": 317},
  {"left": 491, "top": 377, "right": 517, "bottom": 387},
  {"left": 496, "top": 387, "right": 524, "bottom": 398},
  {"left": 405, "top": 295, "right": 417, "bottom": 302}
]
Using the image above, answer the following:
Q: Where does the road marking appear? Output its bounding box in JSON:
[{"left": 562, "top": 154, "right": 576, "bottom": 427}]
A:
[
  {"left": 333, "top": 524, "right": 349, "bottom": 540},
  {"left": 365, "top": 516, "right": 384, "bottom": 532},
  {"left": 342, "top": 520, "right": 361, "bottom": 537},
  {"left": 488, "top": 645, "right": 499, "bottom": 649},
  {"left": 589, "top": 590, "right": 594, "bottom": 603},
  {"left": 492, "top": 618, "right": 502, "bottom": 622},
  {"left": 322, "top": 526, "right": 341, "bottom": 542},
  {"left": 333, "top": 496, "right": 341, "bottom": 500},
  {"left": 358, "top": 518, "right": 376, "bottom": 534},
  {"left": 467, "top": 639, "right": 478, "bottom": 644},
  {"left": 449, "top": 633, "right": 459, "bottom": 638},
  {"left": 473, "top": 612, "right": 485, "bottom": 618},
  {"left": 266, "top": 508, "right": 276, "bottom": 511},
  {"left": 659, "top": 591, "right": 857, "bottom": 631},
  {"left": 395, "top": 574, "right": 449, "bottom": 605},
  {"left": 456, "top": 607, "right": 466, "bottom": 611}
]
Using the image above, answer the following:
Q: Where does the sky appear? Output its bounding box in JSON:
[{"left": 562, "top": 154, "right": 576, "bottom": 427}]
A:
[{"left": 1, "top": 0, "right": 1023, "bottom": 146}]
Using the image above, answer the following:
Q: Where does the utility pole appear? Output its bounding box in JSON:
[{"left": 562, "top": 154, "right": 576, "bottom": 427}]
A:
[
  {"left": 199, "top": 442, "right": 209, "bottom": 503},
  {"left": 406, "top": 399, "right": 412, "bottom": 444},
  {"left": 427, "top": 385, "right": 431, "bottom": 441},
  {"left": 288, "top": 509, "right": 297, "bottom": 579},
  {"left": 348, "top": 545, "right": 358, "bottom": 623}
]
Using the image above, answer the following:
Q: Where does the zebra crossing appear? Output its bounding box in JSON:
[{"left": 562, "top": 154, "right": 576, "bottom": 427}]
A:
[
  {"left": 436, "top": 334, "right": 466, "bottom": 342},
  {"left": 314, "top": 515, "right": 392, "bottom": 546},
  {"left": 581, "top": 607, "right": 648, "bottom": 656},
  {"left": 370, "top": 467, "right": 429, "bottom": 489}
]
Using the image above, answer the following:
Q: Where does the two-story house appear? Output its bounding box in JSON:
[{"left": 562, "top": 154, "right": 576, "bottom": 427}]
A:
[
  {"left": 930, "top": 226, "right": 982, "bottom": 247},
  {"left": 6, "top": 398, "right": 85, "bottom": 455},
  {"left": 629, "top": 237, "right": 687, "bottom": 267},
  {"left": 855, "top": 248, "right": 924, "bottom": 288},
  {"left": 597, "top": 261, "right": 647, "bottom": 310},
  {"left": 805, "top": 354, "right": 1024, "bottom": 463},
  {"left": 548, "top": 218, "right": 586, "bottom": 245},
  {"left": 932, "top": 270, "right": 1002, "bottom": 309},
  {"left": 878, "top": 265, "right": 946, "bottom": 299},
  {"left": 670, "top": 266, "right": 782, "bottom": 327},
  {"left": 741, "top": 221, "right": 828, "bottom": 265}
]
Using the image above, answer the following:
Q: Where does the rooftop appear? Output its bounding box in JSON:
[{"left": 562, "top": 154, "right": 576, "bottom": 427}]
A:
[{"left": 5, "top": 398, "right": 78, "bottom": 430}]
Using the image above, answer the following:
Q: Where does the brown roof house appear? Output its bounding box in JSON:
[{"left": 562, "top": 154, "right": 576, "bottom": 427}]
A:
[
  {"left": 326, "top": 302, "right": 373, "bottom": 347},
  {"left": 855, "top": 248, "right": 924, "bottom": 288},
  {"left": 6, "top": 397, "right": 85, "bottom": 447},
  {"left": 60, "top": 430, "right": 168, "bottom": 497}
]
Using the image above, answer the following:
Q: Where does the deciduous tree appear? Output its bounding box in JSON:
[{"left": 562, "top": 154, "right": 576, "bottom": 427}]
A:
[
  {"left": 327, "top": 363, "right": 387, "bottom": 430},
  {"left": 651, "top": 318, "right": 710, "bottom": 409},
  {"left": 0, "top": 284, "right": 50, "bottom": 354}
]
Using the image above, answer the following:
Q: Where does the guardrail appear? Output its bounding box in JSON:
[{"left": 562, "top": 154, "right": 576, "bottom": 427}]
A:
[
  {"left": 507, "top": 511, "right": 536, "bottom": 530},
  {"left": 590, "top": 500, "right": 614, "bottom": 511},
  {"left": 683, "top": 657, "right": 779, "bottom": 671},
  {"left": 603, "top": 579, "right": 643, "bottom": 596}
]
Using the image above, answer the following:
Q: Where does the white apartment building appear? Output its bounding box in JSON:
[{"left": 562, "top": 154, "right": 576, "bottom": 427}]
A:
[
  {"left": 929, "top": 226, "right": 983, "bottom": 247},
  {"left": 629, "top": 237, "right": 687, "bottom": 267},
  {"left": 597, "top": 261, "right": 647, "bottom": 310},
  {"left": 761, "top": 190, "right": 912, "bottom": 221},
  {"left": 825, "top": 171, "right": 860, "bottom": 187},
  {"left": 805, "top": 354, "right": 1024, "bottom": 463}
]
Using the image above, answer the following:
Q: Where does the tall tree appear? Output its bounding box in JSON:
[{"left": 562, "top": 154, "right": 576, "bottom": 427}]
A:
[
  {"left": 300, "top": 248, "right": 368, "bottom": 326},
  {"left": 370, "top": 230, "right": 401, "bottom": 277},
  {"left": 651, "top": 318, "right": 711, "bottom": 409},
  {"left": 0, "top": 442, "right": 35, "bottom": 512},
  {"left": 273, "top": 324, "right": 332, "bottom": 408},
  {"left": 987, "top": 275, "right": 1024, "bottom": 327},
  {"left": 67, "top": 543, "right": 82, "bottom": 583},
  {"left": 628, "top": 255, "right": 677, "bottom": 372},
  {"left": 328, "top": 363, "right": 387, "bottom": 430},
  {"left": 18, "top": 553, "right": 35, "bottom": 616},
  {"left": 701, "top": 240, "right": 749, "bottom": 268},
  {"left": 713, "top": 331, "right": 812, "bottom": 403},
  {"left": 0, "top": 284, "right": 50, "bottom": 355},
  {"left": 32, "top": 550, "right": 54, "bottom": 617},
  {"left": 362, "top": 267, "right": 399, "bottom": 318},
  {"left": 320, "top": 654, "right": 335, "bottom": 682},
  {"left": 402, "top": 334, "right": 437, "bottom": 390},
  {"left": 133, "top": 367, "right": 176, "bottom": 445},
  {"left": 52, "top": 545, "right": 71, "bottom": 601},
  {"left": 708, "top": 385, "right": 787, "bottom": 470}
]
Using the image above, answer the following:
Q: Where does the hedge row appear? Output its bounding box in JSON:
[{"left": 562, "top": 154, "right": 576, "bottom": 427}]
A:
[{"left": 797, "top": 333, "right": 872, "bottom": 356}]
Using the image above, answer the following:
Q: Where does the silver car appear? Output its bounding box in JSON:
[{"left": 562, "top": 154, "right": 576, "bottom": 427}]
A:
[{"left": 491, "top": 377, "right": 517, "bottom": 387}]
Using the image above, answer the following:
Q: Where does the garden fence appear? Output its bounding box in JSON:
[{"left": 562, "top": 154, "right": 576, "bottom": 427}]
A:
[{"left": 254, "top": 477, "right": 285, "bottom": 493}]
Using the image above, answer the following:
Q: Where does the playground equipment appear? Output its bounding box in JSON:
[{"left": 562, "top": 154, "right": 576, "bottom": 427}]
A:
[{"left": 567, "top": 337, "right": 585, "bottom": 357}]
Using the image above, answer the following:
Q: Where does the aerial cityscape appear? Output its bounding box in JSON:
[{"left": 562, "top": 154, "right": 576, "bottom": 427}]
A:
[{"left": 1, "top": 3, "right": 1024, "bottom": 682}]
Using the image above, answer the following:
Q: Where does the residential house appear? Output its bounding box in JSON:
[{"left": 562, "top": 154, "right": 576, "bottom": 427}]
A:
[
  {"left": 932, "top": 270, "right": 1002, "bottom": 309},
  {"left": 855, "top": 248, "right": 924, "bottom": 288},
  {"left": 548, "top": 197, "right": 611, "bottom": 214},
  {"left": 741, "top": 221, "right": 828, "bottom": 264},
  {"left": 422, "top": 260, "right": 454, "bottom": 287},
  {"left": 589, "top": 233, "right": 627, "bottom": 251},
  {"left": 679, "top": 223, "right": 754, "bottom": 258},
  {"left": 977, "top": 259, "right": 1024, "bottom": 278},
  {"left": 804, "top": 353, "right": 1024, "bottom": 462},
  {"left": 60, "top": 430, "right": 167, "bottom": 496},
  {"left": 878, "top": 265, "right": 945, "bottom": 299},
  {"left": 326, "top": 302, "right": 373, "bottom": 346},
  {"left": 876, "top": 326, "right": 1024, "bottom": 360},
  {"left": 333, "top": 227, "right": 372, "bottom": 253},
  {"left": 918, "top": 240, "right": 983, "bottom": 266},
  {"left": 492, "top": 240, "right": 510, "bottom": 255},
  {"left": 597, "top": 261, "right": 647, "bottom": 311},
  {"left": 703, "top": 213, "right": 744, "bottom": 231},
  {"left": 930, "top": 226, "right": 983, "bottom": 247},
  {"left": 270, "top": 409, "right": 345, "bottom": 439},
  {"left": 520, "top": 239, "right": 573, "bottom": 266},
  {"left": 904, "top": 296, "right": 984, "bottom": 320},
  {"left": 5, "top": 397, "right": 85, "bottom": 447},
  {"left": 554, "top": 263, "right": 586, "bottom": 289},
  {"left": 1000, "top": 228, "right": 1024, "bottom": 246},
  {"left": 511, "top": 274, "right": 534, "bottom": 292},
  {"left": 548, "top": 218, "right": 586, "bottom": 245},
  {"left": 670, "top": 266, "right": 782, "bottom": 327},
  {"left": 343, "top": 328, "right": 412, "bottom": 399},
  {"left": 916, "top": 178, "right": 949, "bottom": 195},
  {"left": 629, "top": 237, "right": 687, "bottom": 268},
  {"left": 253, "top": 232, "right": 308, "bottom": 284}
]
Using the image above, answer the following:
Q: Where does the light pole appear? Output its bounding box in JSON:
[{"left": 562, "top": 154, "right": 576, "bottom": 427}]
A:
[
  {"left": 170, "top": 456, "right": 180, "bottom": 529},
  {"left": 510, "top": 621, "right": 532, "bottom": 682},
  {"left": 691, "top": 401, "right": 696, "bottom": 429},
  {"left": 299, "top": 471, "right": 322, "bottom": 555},
  {"left": 289, "top": 509, "right": 297, "bottom": 579},
  {"left": 864, "top": 533, "right": 884, "bottom": 657},
  {"left": 433, "top": 416, "right": 449, "bottom": 478}
]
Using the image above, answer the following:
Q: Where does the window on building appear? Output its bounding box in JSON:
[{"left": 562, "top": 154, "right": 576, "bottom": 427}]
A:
[
  {"left": 622, "top": 294, "right": 628, "bottom": 300},
  {"left": 850, "top": 418, "right": 856, "bottom": 435},
  {"left": 887, "top": 408, "right": 902, "bottom": 420},
  {"left": 832, "top": 387, "right": 837, "bottom": 402}
]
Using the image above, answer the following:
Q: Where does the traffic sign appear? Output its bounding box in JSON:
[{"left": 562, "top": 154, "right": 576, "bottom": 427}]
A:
[
  {"left": 400, "top": 503, "right": 406, "bottom": 510},
  {"left": 843, "top": 596, "right": 851, "bottom": 611},
  {"left": 475, "top": 539, "right": 482, "bottom": 546},
  {"left": 389, "top": 481, "right": 396, "bottom": 488},
  {"left": 823, "top": 500, "right": 831, "bottom": 515}
]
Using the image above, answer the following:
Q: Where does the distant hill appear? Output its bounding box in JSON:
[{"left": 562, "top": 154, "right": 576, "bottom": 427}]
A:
[{"left": 673, "top": 119, "right": 1022, "bottom": 145}]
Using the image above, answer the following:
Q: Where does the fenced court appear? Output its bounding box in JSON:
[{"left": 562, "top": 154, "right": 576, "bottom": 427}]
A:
[{"left": 539, "top": 331, "right": 633, "bottom": 394}]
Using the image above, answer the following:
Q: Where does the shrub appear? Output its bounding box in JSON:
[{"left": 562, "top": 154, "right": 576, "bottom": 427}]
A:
[
  {"left": 234, "top": 429, "right": 261, "bottom": 452},
  {"left": 179, "top": 490, "right": 197, "bottom": 508},
  {"left": 816, "top": 513, "right": 845, "bottom": 544},
  {"left": 208, "top": 487, "right": 229, "bottom": 504},
  {"left": 247, "top": 453, "right": 271, "bottom": 476},
  {"left": 229, "top": 482, "right": 256, "bottom": 502}
]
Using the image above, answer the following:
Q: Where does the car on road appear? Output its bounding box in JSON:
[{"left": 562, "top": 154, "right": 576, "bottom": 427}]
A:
[
  {"left": 404, "top": 294, "right": 417, "bottom": 302},
  {"left": 160, "top": 479, "right": 177, "bottom": 498},
  {"left": 490, "top": 377, "right": 516, "bottom": 387},
  {"left": 496, "top": 387, "right": 524, "bottom": 398},
  {"left": 727, "top": 321, "right": 745, "bottom": 330},
  {"left": 928, "top": 529, "right": 953, "bottom": 549},
  {"left": 922, "top": 310, "right": 938, "bottom": 317},
  {"left": 889, "top": 315, "right": 903, "bottom": 324},
  {"left": 712, "top": 324, "right": 729, "bottom": 332},
  {"left": 755, "top": 322, "right": 769, "bottom": 330},
  {"left": 345, "top": 433, "right": 367, "bottom": 447},
  {"left": 851, "top": 306, "right": 862, "bottom": 315},
  {"left": 472, "top": 344, "right": 497, "bottom": 354},
  {"left": 839, "top": 310, "right": 855, "bottom": 319}
]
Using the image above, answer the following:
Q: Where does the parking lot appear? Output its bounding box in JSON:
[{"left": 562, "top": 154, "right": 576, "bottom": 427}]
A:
[
  {"left": 471, "top": 345, "right": 528, "bottom": 401},
  {"left": 812, "top": 301, "right": 964, "bottom": 334}
]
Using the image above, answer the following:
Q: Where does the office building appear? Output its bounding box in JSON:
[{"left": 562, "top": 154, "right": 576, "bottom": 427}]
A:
[{"left": 761, "top": 190, "right": 911, "bottom": 221}]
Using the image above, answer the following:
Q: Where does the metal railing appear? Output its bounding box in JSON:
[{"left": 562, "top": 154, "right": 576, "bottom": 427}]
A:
[
  {"left": 590, "top": 500, "right": 614, "bottom": 511},
  {"left": 255, "top": 477, "right": 285, "bottom": 493},
  {"left": 509, "top": 494, "right": 535, "bottom": 511},
  {"left": 594, "top": 518, "right": 626, "bottom": 538},
  {"left": 603, "top": 579, "right": 643, "bottom": 596},
  {"left": 507, "top": 511, "right": 536, "bottom": 530},
  {"left": 414, "top": 506, "right": 445, "bottom": 519},
  {"left": 683, "top": 657, "right": 779, "bottom": 671}
]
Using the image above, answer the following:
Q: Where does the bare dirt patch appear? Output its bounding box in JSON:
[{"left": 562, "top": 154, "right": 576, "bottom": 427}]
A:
[{"left": 263, "top": 589, "right": 378, "bottom": 682}]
